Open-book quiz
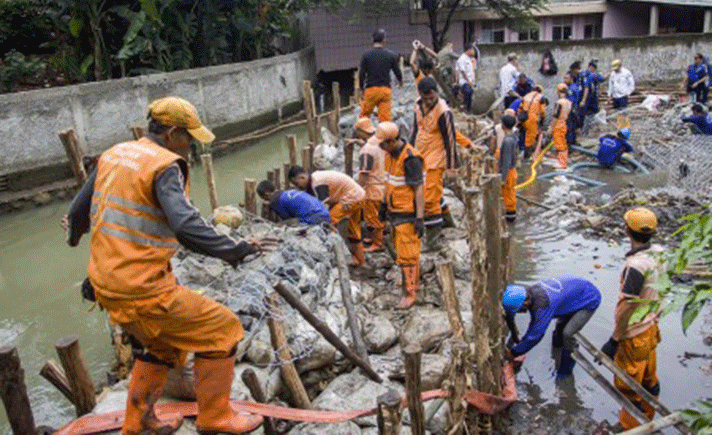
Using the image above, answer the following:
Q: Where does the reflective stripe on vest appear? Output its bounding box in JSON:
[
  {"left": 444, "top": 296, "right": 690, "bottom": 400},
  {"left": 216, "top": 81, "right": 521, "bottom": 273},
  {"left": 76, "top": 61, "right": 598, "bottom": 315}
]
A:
[
  {"left": 386, "top": 172, "right": 427, "bottom": 186},
  {"left": 385, "top": 144, "right": 424, "bottom": 214}
]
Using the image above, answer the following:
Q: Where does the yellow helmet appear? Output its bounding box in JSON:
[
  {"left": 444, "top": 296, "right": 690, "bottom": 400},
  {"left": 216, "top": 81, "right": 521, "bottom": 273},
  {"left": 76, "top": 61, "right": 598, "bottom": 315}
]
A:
[
  {"left": 624, "top": 207, "right": 658, "bottom": 234},
  {"left": 375, "top": 122, "right": 400, "bottom": 142}
]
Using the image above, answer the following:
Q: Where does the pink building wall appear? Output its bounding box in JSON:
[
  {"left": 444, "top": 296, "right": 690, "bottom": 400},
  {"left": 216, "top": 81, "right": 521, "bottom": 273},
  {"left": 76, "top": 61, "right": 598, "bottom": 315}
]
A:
[{"left": 603, "top": 1, "right": 650, "bottom": 38}]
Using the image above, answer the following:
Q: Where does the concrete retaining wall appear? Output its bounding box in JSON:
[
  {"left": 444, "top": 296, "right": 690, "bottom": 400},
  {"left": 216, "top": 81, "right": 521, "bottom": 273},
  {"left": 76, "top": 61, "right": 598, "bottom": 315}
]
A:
[{"left": 0, "top": 47, "right": 316, "bottom": 179}]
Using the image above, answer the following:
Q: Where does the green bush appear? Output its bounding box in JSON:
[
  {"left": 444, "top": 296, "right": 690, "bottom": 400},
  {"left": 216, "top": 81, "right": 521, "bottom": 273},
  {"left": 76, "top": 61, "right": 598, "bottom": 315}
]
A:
[
  {"left": 0, "top": 49, "right": 46, "bottom": 92},
  {"left": 0, "top": 0, "right": 54, "bottom": 57}
]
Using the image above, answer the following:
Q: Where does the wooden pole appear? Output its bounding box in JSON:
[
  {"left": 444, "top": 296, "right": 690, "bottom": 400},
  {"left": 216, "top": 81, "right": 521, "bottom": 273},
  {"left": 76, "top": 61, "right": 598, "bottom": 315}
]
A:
[
  {"left": 241, "top": 369, "right": 277, "bottom": 435},
  {"left": 58, "top": 129, "right": 88, "bottom": 185},
  {"left": 332, "top": 81, "right": 341, "bottom": 135},
  {"left": 403, "top": 344, "right": 425, "bottom": 435},
  {"left": 303, "top": 80, "right": 318, "bottom": 145},
  {"left": 273, "top": 281, "right": 381, "bottom": 383},
  {"left": 0, "top": 346, "right": 36, "bottom": 435},
  {"left": 354, "top": 70, "right": 361, "bottom": 104},
  {"left": 40, "top": 360, "right": 76, "bottom": 405},
  {"left": 344, "top": 141, "right": 354, "bottom": 177},
  {"left": 287, "top": 135, "right": 298, "bottom": 166},
  {"left": 283, "top": 163, "right": 291, "bottom": 188},
  {"left": 244, "top": 179, "right": 257, "bottom": 214},
  {"left": 445, "top": 340, "right": 471, "bottom": 435},
  {"left": 618, "top": 412, "right": 684, "bottom": 435},
  {"left": 266, "top": 294, "right": 311, "bottom": 409},
  {"left": 273, "top": 167, "right": 281, "bottom": 190},
  {"left": 377, "top": 389, "right": 402, "bottom": 435},
  {"left": 435, "top": 262, "right": 465, "bottom": 341},
  {"left": 332, "top": 235, "right": 370, "bottom": 366},
  {"left": 302, "top": 147, "right": 311, "bottom": 172},
  {"left": 201, "top": 153, "right": 219, "bottom": 211},
  {"left": 130, "top": 126, "right": 145, "bottom": 140},
  {"left": 55, "top": 336, "right": 96, "bottom": 417}
]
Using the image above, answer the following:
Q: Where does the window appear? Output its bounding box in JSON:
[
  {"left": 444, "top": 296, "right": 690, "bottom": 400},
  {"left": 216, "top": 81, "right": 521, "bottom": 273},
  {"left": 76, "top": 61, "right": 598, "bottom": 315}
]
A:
[
  {"left": 583, "top": 14, "right": 603, "bottom": 39},
  {"left": 552, "top": 17, "right": 572, "bottom": 41},
  {"left": 518, "top": 27, "right": 540, "bottom": 42},
  {"left": 481, "top": 20, "right": 506, "bottom": 44},
  {"left": 464, "top": 21, "right": 475, "bottom": 47}
]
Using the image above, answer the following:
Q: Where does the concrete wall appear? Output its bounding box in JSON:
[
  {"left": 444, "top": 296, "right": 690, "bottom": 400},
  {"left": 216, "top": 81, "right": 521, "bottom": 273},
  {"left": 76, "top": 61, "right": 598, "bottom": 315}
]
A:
[
  {"left": 474, "top": 32, "right": 712, "bottom": 93},
  {"left": 0, "top": 47, "right": 316, "bottom": 178}
]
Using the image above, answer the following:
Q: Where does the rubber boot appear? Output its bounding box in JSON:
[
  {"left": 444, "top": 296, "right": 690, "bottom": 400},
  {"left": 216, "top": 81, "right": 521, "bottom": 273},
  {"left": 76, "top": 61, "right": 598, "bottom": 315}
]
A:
[
  {"left": 194, "top": 356, "right": 263, "bottom": 435},
  {"left": 364, "top": 227, "right": 384, "bottom": 252},
  {"left": 350, "top": 241, "right": 365, "bottom": 266},
  {"left": 397, "top": 264, "right": 419, "bottom": 309},
  {"left": 423, "top": 225, "right": 443, "bottom": 252},
  {"left": 505, "top": 210, "right": 516, "bottom": 223},
  {"left": 122, "top": 359, "right": 183, "bottom": 435},
  {"left": 555, "top": 348, "right": 576, "bottom": 381},
  {"left": 552, "top": 322, "right": 565, "bottom": 348}
]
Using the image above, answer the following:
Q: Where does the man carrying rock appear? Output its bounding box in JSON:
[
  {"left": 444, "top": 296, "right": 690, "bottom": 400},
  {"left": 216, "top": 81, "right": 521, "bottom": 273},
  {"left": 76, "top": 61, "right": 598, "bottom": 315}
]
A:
[
  {"left": 597, "top": 128, "right": 633, "bottom": 169},
  {"left": 289, "top": 166, "right": 366, "bottom": 266},
  {"left": 376, "top": 122, "right": 425, "bottom": 309},
  {"left": 65, "top": 97, "right": 273, "bottom": 435},
  {"left": 503, "top": 277, "right": 602, "bottom": 380},
  {"left": 256, "top": 179, "right": 331, "bottom": 225},
  {"left": 359, "top": 28, "right": 403, "bottom": 122},
  {"left": 411, "top": 77, "right": 458, "bottom": 250},
  {"left": 600, "top": 208, "right": 665, "bottom": 430}
]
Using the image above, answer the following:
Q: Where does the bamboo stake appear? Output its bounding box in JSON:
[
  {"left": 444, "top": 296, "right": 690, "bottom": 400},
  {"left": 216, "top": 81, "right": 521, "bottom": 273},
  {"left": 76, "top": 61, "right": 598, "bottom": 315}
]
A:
[
  {"left": 130, "top": 126, "right": 145, "bottom": 140},
  {"left": 283, "top": 163, "right": 291, "bottom": 188},
  {"left": 273, "top": 167, "right": 281, "bottom": 190},
  {"left": 303, "top": 81, "right": 318, "bottom": 144},
  {"left": 618, "top": 412, "right": 684, "bottom": 435},
  {"left": 344, "top": 141, "right": 354, "bottom": 177},
  {"left": 241, "top": 369, "right": 277, "bottom": 435},
  {"left": 40, "top": 360, "right": 76, "bottom": 405},
  {"left": 445, "top": 340, "right": 471, "bottom": 435},
  {"left": 287, "top": 135, "right": 298, "bottom": 165},
  {"left": 55, "top": 336, "right": 96, "bottom": 417},
  {"left": 332, "top": 81, "right": 341, "bottom": 135},
  {"left": 435, "top": 262, "right": 465, "bottom": 341},
  {"left": 201, "top": 153, "right": 219, "bottom": 211},
  {"left": 272, "top": 281, "right": 381, "bottom": 383},
  {"left": 244, "top": 179, "right": 257, "bottom": 214},
  {"left": 302, "top": 147, "right": 311, "bottom": 172},
  {"left": 266, "top": 294, "right": 311, "bottom": 409},
  {"left": 377, "top": 389, "right": 402, "bottom": 435},
  {"left": 354, "top": 70, "right": 361, "bottom": 104},
  {"left": 58, "top": 129, "right": 87, "bottom": 185},
  {"left": 404, "top": 344, "right": 425, "bottom": 435},
  {"left": 0, "top": 346, "right": 36, "bottom": 435}
]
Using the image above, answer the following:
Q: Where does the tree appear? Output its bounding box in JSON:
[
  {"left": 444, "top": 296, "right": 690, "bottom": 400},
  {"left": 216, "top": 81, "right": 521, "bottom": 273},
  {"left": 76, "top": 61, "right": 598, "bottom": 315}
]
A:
[{"left": 420, "top": 0, "right": 548, "bottom": 51}]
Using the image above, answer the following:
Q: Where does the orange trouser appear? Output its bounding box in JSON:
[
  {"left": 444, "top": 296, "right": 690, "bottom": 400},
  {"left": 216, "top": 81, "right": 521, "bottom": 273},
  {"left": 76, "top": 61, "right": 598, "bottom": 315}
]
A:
[
  {"left": 523, "top": 117, "right": 539, "bottom": 148},
  {"left": 97, "top": 286, "right": 243, "bottom": 366},
  {"left": 393, "top": 222, "right": 421, "bottom": 266},
  {"left": 553, "top": 124, "right": 568, "bottom": 169},
  {"left": 424, "top": 168, "right": 444, "bottom": 225},
  {"left": 360, "top": 86, "right": 392, "bottom": 122},
  {"left": 614, "top": 324, "right": 661, "bottom": 430},
  {"left": 501, "top": 168, "right": 517, "bottom": 212},
  {"left": 364, "top": 199, "right": 385, "bottom": 230},
  {"left": 330, "top": 200, "right": 364, "bottom": 241}
]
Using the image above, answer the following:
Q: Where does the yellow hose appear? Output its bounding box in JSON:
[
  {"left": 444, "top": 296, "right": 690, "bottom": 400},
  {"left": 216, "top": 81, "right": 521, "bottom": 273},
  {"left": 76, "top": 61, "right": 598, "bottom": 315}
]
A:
[{"left": 515, "top": 140, "right": 556, "bottom": 191}]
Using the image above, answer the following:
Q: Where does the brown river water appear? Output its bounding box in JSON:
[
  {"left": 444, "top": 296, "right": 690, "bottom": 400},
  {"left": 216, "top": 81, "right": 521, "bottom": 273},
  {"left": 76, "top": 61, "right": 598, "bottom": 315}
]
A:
[{"left": 0, "top": 126, "right": 708, "bottom": 433}]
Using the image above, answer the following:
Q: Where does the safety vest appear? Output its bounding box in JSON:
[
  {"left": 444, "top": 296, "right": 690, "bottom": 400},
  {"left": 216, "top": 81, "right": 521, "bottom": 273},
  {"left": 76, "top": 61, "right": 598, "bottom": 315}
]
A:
[
  {"left": 414, "top": 98, "right": 450, "bottom": 170},
  {"left": 88, "top": 137, "right": 187, "bottom": 300},
  {"left": 520, "top": 91, "right": 543, "bottom": 121},
  {"left": 555, "top": 98, "right": 572, "bottom": 128},
  {"left": 357, "top": 136, "right": 386, "bottom": 201},
  {"left": 385, "top": 143, "right": 424, "bottom": 214},
  {"left": 616, "top": 244, "right": 665, "bottom": 339}
]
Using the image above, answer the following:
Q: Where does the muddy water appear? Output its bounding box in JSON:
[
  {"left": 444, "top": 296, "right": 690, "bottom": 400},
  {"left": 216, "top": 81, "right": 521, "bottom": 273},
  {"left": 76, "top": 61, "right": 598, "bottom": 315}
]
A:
[{"left": 0, "top": 125, "right": 308, "bottom": 434}]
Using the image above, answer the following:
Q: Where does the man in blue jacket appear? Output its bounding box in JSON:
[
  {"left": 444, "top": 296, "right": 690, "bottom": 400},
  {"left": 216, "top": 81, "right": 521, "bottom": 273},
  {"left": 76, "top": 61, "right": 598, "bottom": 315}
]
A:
[
  {"left": 682, "top": 104, "right": 712, "bottom": 135},
  {"left": 503, "top": 277, "right": 601, "bottom": 379},
  {"left": 257, "top": 180, "right": 331, "bottom": 225},
  {"left": 597, "top": 128, "right": 633, "bottom": 168}
]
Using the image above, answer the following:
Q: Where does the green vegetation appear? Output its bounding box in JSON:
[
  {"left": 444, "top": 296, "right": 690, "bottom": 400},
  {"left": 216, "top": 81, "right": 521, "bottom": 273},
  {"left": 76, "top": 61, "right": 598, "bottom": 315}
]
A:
[{"left": 683, "top": 399, "right": 712, "bottom": 433}]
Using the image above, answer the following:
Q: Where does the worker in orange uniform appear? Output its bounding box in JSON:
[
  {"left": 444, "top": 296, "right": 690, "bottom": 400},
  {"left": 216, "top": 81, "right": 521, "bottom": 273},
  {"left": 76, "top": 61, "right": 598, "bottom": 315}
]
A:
[
  {"left": 351, "top": 117, "right": 387, "bottom": 252},
  {"left": 411, "top": 77, "right": 458, "bottom": 250},
  {"left": 498, "top": 114, "right": 519, "bottom": 222},
  {"left": 519, "top": 86, "right": 548, "bottom": 160},
  {"left": 64, "top": 97, "right": 272, "bottom": 435},
  {"left": 376, "top": 122, "right": 425, "bottom": 309},
  {"left": 547, "top": 83, "right": 572, "bottom": 169},
  {"left": 600, "top": 208, "right": 665, "bottom": 430},
  {"left": 359, "top": 29, "right": 403, "bottom": 122},
  {"left": 409, "top": 40, "right": 438, "bottom": 86},
  {"left": 289, "top": 166, "right": 366, "bottom": 266}
]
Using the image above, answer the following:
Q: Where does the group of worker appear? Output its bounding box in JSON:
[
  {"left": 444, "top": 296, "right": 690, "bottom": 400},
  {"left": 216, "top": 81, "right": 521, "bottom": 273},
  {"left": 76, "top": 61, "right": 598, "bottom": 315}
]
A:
[{"left": 503, "top": 207, "right": 664, "bottom": 431}]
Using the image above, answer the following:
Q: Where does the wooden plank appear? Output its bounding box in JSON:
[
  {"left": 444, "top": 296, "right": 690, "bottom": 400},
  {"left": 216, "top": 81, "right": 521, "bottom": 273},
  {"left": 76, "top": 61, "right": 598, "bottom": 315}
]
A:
[
  {"left": 40, "top": 360, "right": 76, "bottom": 405},
  {"left": 302, "top": 147, "right": 311, "bottom": 172},
  {"left": 58, "top": 129, "right": 87, "bottom": 185},
  {"left": 617, "top": 412, "right": 684, "bottom": 435},
  {"left": 287, "top": 135, "right": 298, "bottom": 166},
  {"left": 332, "top": 81, "right": 341, "bottom": 135},
  {"left": 244, "top": 179, "right": 257, "bottom": 214},
  {"left": 344, "top": 141, "right": 354, "bottom": 177},
  {"left": 201, "top": 153, "right": 219, "bottom": 211},
  {"left": 283, "top": 163, "right": 291, "bottom": 188},
  {"left": 55, "top": 335, "right": 96, "bottom": 417},
  {"left": 0, "top": 346, "right": 36, "bottom": 435},
  {"left": 404, "top": 344, "right": 425, "bottom": 435}
]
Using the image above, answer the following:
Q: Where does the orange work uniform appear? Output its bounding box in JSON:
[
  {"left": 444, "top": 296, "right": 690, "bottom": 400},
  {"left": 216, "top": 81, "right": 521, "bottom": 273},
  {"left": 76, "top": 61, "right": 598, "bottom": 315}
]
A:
[
  {"left": 361, "top": 87, "right": 393, "bottom": 122},
  {"left": 310, "top": 170, "right": 366, "bottom": 242},
  {"left": 89, "top": 138, "right": 242, "bottom": 366},
  {"left": 613, "top": 245, "right": 665, "bottom": 430},
  {"left": 498, "top": 131, "right": 518, "bottom": 215},
  {"left": 359, "top": 46, "right": 402, "bottom": 122},
  {"left": 520, "top": 91, "right": 545, "bottom": 149},
  {"left": 413, "top": 97, "right": 458, "bottom": 227},
  {"left": 358, "top": 136, "right": 387, "bottom": 241},
  {"left": 552, "top": 98, "right": 572, "bottom": 169}
]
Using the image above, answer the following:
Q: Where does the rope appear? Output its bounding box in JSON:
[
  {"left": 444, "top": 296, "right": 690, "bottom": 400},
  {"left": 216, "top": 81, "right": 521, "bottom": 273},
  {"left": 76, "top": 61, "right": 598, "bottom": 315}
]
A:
[{"left": 515, "top": 139, "right": 556, "bottom": 191}]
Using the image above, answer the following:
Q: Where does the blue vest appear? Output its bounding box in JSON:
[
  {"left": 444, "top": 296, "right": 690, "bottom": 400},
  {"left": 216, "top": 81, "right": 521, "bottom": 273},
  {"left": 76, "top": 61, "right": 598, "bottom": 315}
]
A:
[
  {"left": 597, "top": 135, "right": 632, "bottom": 168},
  {"left": 271, "top": 190, "right": 331, "bottom": 225}
]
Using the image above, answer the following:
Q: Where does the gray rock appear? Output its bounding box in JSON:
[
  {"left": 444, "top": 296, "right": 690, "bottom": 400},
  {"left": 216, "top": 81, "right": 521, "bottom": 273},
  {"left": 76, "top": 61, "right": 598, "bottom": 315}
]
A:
[
  {"left": 246, "top": 340, "right": 273, "bottom": 367},
  {"left": 362, "top": 315, "right": 397, "bottom": 354},
  {"left": 388, "top": 353, "right": 448, "bottom": 391},
  {"left": 400, "top": 308, "right": 452, "bottom": 352},
  {"left": 289, "top": 421, "right": 361, "bottom": 435},
  {"left": 233, "top": 364, "right": 282, "bottom": 402}
]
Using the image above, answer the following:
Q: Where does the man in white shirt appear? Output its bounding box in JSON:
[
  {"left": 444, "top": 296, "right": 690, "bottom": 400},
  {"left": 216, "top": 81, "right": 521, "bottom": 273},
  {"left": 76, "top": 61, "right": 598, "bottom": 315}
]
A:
[
  {"left": 608, "top": 59, "right": 635, "bottom": 110},
  {"left": 457, "top": 44, "right": 477, "bottom": 113},
  {"left": 499, "top": 53, "right": 520, "bottom": 108}
]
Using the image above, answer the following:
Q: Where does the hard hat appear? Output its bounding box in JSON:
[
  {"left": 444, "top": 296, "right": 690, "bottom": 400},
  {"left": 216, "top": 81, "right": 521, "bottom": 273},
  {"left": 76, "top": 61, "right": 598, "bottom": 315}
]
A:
[
  {"left": 557, "top": 83, "right": 568, "bottom": 92},
  {"left": 624, "top": 207, "right": 658, "bottom": 234},
  {"left": 618, "top": 128, "right": 631, "bottom": 139},
  {"left": 374, "top": 121, "right": 400, "bottom": 142},
  {"left": 354, "top": 117, "right": 375, "bottom": 134},
  {"left": 502, "top": 285, "right": 527, "bottom": 316}
]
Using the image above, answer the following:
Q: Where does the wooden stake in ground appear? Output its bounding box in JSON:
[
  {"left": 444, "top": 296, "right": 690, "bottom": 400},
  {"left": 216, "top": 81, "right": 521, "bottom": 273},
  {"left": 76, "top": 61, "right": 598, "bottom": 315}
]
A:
[
  {"left": 241, "top": 369, "right": 277, "bottom": 435},
  {"left": 55, "top": 335, "right": 96, "bottom": 417},
  {"left": 353, "top": 70, "right": 361, "bottom": 105},
  {"left": 303, "top": 81, "right": 318, "bottom": 145},
  {"left": 331, "top": 81, "right": 341, "bottom": 135},
  {"left": 201, "top": 153, "right": 219, "bottom": 211},
  {"left": 58, "top": 129, "right": 88, "bottom": 185},
  {"left": 283, "top": 163, "right": 291, "bottom": 188},
  {"left": 0, "top": 346, "right": 36, "bottom": 435},
  {"left": 444, "top": 340, "right": 472, "bottom": 435},
  {"left": 40, "top": 360, "right": 76, "bottom": 405},
  {"left": 436, "top": 262, "right": 465, "bottom": 341},
  {"left": 344, "top": 141, "right": 354, "bottom": 177},
  {"left": 273, "top": 167, "right": 281, "bottom": 190},
  {"left": 244, "top": 179, "right": 257, "bottom": 214},
  {"left": 404, "top": 344, "right": 426, "bottom": 435},
  {"left": 302, "top": 147, "right": 311, "bottom": 172},
  {"left": 287, "top": 135, "right": 298, "bottom": 166},
  {"left": 130, "top": 126, "right": 145, "bottom": 140},
  {"left": 377, "top": 389, "right": 403, "bottom": 435},
  {"left": 266, "top": 294, "right": 311, "bottom": 409}
]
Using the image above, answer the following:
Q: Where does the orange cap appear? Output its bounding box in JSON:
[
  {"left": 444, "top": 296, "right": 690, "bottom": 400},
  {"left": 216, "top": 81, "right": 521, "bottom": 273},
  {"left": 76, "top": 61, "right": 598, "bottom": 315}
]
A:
[
  {"left": 624, "top": 207, "right": 658, "bottom": 234},
  {"left": 354, "top": 117, "right": 375, "bottom": 134},
  {"left": 148, "top": 97, "right": 215, "bottom": 144},
  {"left": 557, "top": 83, "right": 568, "bottom": 92},
  {"left": 374, "top": 122, "right": 400, "bottom": 142}
]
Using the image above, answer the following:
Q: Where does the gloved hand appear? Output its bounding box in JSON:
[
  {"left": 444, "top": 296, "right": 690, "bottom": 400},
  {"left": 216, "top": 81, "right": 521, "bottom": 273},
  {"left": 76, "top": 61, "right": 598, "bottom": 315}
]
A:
[
  {"left": 600, "top": 337, "right": 619, "bottom": 360},
  {"left": 414, "top": 218, "right": 425, "bottom": 239},
  {"left": 378, "top": 202, "right": 388, "bottom": 222}
]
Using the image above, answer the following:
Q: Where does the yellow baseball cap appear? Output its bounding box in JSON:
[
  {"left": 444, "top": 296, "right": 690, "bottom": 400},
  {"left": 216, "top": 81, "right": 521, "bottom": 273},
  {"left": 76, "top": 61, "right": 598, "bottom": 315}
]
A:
[
  {"left": 148, "top": 97, "right": 215, "bottom": 144},
  {"left": 612, "top": 59, "right": 622, "bottom": 68},
  {"left": 624, "top": 207, "right": 658, "bottom": 234},
  {"left": 354, "top": 117, "right": 375, "bottom": 134},
  {"left": 374, "top": 122, "right": 399, "bottom": 142}
]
